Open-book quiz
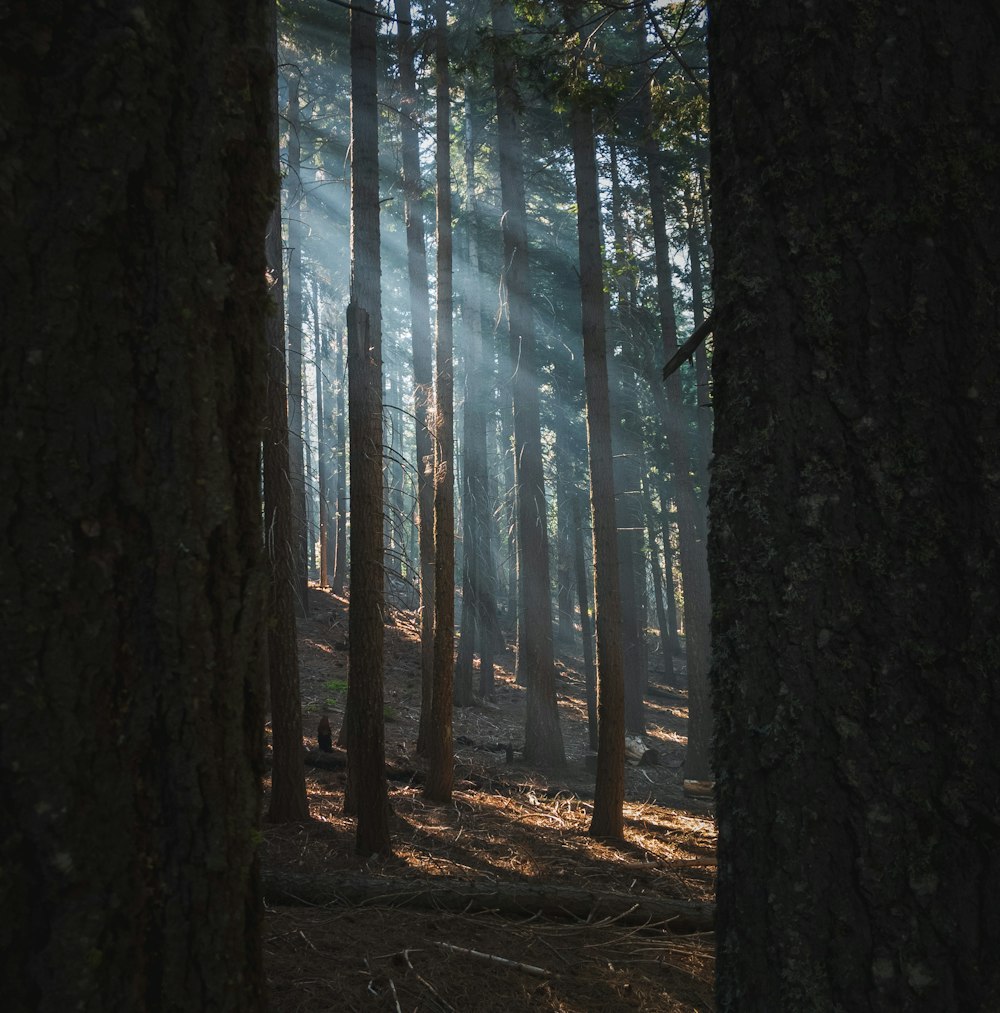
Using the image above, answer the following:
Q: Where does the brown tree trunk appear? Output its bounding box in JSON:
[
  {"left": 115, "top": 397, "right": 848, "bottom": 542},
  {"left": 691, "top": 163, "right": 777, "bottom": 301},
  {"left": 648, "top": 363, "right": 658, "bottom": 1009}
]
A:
[
  {"left": 569, "top": 98, "right": 625, "bottom": 839},
  {"left": 640, "top": 467, "right": 670, "bottom": 675},
  {"left": 265, "top": 37, "right": 308, "bottom": 825},
  {"left": 397, "top": 0, "right": 436, "bottom": 756},
  {"left": 456, "top": 81, "right": 499, "bottom": 705},
  {"left": 426, "top": 0, "right": 455, "bottom": 804},
  {"left": 710, "top": 5, "right": 1000, "bottom": 1009},
  {"left": 491, "top": 0, "right": 564, "bottom": 768},
  {"left": 0, "top": 1, "right": 274, "bottom": 1006},
  {"left": 332, "top": 325, "right": 348, "bottom": 596},
  {"left": 313, "top": 282, "right": 330, "bottom": 589},
  {"left": 344, "top": 0, "right": 391, "bottom": 856},
  {"left": 572, "top": 494, "right": 598, "bottom": 752},
  {"left": 284, "top": 69, "right": 311, "bottom": 617}
]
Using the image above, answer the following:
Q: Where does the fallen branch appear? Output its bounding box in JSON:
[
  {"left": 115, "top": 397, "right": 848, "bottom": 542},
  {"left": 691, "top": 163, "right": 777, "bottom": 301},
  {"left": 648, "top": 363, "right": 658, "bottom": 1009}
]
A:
[
  {"left": 262, "top": 869, "right": 714, "bottom": 934},
  {"left": 662, "top": 313, "right": 714, "bottom": 381},
  {"left": 434, "top": 942, "right": 554, "bottom": 978}
]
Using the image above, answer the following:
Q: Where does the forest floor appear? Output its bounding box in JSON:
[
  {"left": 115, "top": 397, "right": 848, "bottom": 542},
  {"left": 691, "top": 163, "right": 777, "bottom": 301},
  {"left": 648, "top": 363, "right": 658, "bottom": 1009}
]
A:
[{"left": 261, "top": 585, "right": 717, "bottom": 1012}]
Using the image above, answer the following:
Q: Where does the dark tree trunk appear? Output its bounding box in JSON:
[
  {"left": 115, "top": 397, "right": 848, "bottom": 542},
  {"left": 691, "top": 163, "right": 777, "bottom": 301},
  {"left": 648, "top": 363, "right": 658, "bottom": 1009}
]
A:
[
  {"left": 456, "top": 81, "right": 499, "bottom": 705},
  {"left": 684, "top": 184, "right": 712, "bottom": 483},
  {"left": 657, "top": 474, "right": 682, "bottom": 661},
  {"left": 284, "top": 70, "right": 311, "bottom": 617},
  {"left": 0, "top": 2, "right": 274, "bottom": 1006},
  {"left": 397, "top": 0, "right": 436, "bottom": 756},
  {"left": 426, "top": 0, "right": 455, "bottom": 804},
  {"left": 570, "top": 99, "right": 625, "bottom": 839},
  {"left": 572, "top": 495, "right": 598, "bottom": 752},
  {"left": 491, "top": 0, "right": 564, "bottom": 767},
  {"left": 265, "top": 38, "right": 308, "bottom": 825},
  {"left": 313, "top": 282, "right": 330, "bottom": 589},
  {"left": 709, "top": 5, "right": 1000, "bottom": 1010},
  {"left": 606, "top": 133, "right": 646, "bottom": 733},
  {"left": 344, "top": 0, "right": 391, "bottom": 856},
  {"left": 640, "top": 467, "right": 670, "bottom": 675},
  {"left": 332, "top": 325, "right": 348, "bottom": 596}
]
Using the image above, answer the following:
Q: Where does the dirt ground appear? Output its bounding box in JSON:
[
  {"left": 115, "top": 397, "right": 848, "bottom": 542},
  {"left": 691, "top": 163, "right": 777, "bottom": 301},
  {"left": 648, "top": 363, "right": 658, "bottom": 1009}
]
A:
[{"left": 262, "top": 585, "right": 717, "bottom": 1012}]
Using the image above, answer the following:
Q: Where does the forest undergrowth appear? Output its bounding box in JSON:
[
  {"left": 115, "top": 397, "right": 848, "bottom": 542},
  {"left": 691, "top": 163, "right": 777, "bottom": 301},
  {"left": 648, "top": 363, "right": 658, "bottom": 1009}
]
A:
[{"left": 262, "top": 586, "right": 717, "bottom": 1011}]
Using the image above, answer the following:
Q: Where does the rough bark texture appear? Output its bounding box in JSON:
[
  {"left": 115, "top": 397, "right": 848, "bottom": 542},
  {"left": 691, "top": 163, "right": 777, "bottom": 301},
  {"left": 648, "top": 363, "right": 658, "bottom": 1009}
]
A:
[
  {"left": 426, "top": 0, "right": 455, "bottom": 804},
  {"left": 397, "top": 0, "right": 436, "bottom": 755},
  {"left": 491, "top": 0, "right": 565, "bottom": 768},
  {"left": 0, "top": 2, "right": 274, "bottom": 1007},
  {"left": 570, "top": 101, "right": 625, "bottom": 839},
  {"left": 709, "top": 4, "right": 1000, "bottom": 1010},
  {"left": 345, "top": 0, "right": 391, "bottom": 856}
]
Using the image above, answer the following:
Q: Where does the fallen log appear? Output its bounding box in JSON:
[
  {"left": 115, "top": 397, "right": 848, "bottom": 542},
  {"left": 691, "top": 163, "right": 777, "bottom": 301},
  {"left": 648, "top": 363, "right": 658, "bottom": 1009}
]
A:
[{"left": 261, "top": 869, "right": 714, "bottom": 934}]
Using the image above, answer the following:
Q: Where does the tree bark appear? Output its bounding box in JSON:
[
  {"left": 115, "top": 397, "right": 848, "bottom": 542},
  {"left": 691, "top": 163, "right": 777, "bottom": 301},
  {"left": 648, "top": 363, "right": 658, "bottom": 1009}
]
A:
[
  {"left": 283, "top": 69, "right": 311, "bottom": 617},
  {"left": 709, "top": 4, "right": 1000, "bottom": 1010},
  {"left": 397, "top": 0, "right": 436, "bottom": 756},
  {"left": 491, "top": 0, "right": 564, "bottom": 768},
  {"left": 426, "top": 0, "right": 456, "bottom": 804},
  {"left": 0, "top": 2, "right": 274, "bottom": 1006},
  {"left": 265, "top": 31, "right": 308, "bottom": 826},
  {"left": 344, "top": 0, "right": 392, "bottom": 856},
  {"left": 332, "top": 325, "right": 348, "bottom": 596},
  {"left": 569, "top": 99, "right": 625, "bottom": 840},
  {"left": 572, "top": 494, "right": 598, "bottom": 752}
]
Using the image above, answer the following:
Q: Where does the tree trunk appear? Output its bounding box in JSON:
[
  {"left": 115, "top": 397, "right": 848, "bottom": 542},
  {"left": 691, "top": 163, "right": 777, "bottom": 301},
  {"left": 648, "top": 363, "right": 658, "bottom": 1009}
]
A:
[
  {"left": 344, "top": 0, "right": 392, "bottom": 856},
  {"left": 570, "top": 98, "right": 625, "bottom": 839},
  {"left": 284, "top": 70, "right": 311, "bottom": 618},
  {"left": 572, "top": 494, "right": 598, "bottom": 752},
  {"left": 709, "top": 5, "right": 1000, "bottom": 1010},
  {"left": 265, "top": 40, "right": 308, "bottom": 825},
  {"left": 397, "top": 0, "right": 436, "bottom": 756},
  {"left": 456, "top": 80, "right": 499, "bottom": 705},
  {"left": 491, "top": 0, "right": 564, "bottom": 768},
  {"left": 332, "top": 325, "right": 348, "bottom": 595},
  {"left": 313, "top": 282, "right": 330, "bottom": 589},
  {"left": 0, "top": 2, "right": 274, "bottom": 1006},
  {"left": 426, "top": 0, "right": 456, "bottom": 804},
  {"left": 640, "top": 467, "right": 670, "bottom": 674}
]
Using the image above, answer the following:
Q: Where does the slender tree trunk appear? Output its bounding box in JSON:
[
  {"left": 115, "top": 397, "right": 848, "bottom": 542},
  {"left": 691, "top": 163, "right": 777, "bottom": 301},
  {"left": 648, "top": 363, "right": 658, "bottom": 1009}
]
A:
[
  {"left": 570, "top": 97, "right": 625, "bottom": 839},
  {"left": 640, "top": 467, "right": 669, "bottom": 675},
  {"left": 284, "top": 70, "right": 310, "bottom": 617},
  {"left": 657, "top": 473, "right": 682, "bottom": 661},
  {"left": 332, "top": 325, "right": 348, "bottom": 596},
  {"left": 313, "top": 282, "right": 330, "bottom": 589},
  {"left": 0, "top": 1, "right": 274, "bottom": 1004},
  {"left": 265, "top": 36, "right": 308, "bottom": 824},
  {"left": 426, "top": 0, "right": 455, "bottom": 804},
  {"left": 491, "top": 0, "right": 564, "bottom": 768},
  {"left": 710, "top": 5, "right": 1000, "bottom": 1009},
  {"left": 572, "top": 494, "right": 598, "bottom": 752},
  {"left": 344, "top": 0, "right": 391, "bottom": 856},
  {"left": 685, "top": 184, "right": 712, "bottom": 483},
  {"left": 397, "top": 0, "right": 436, "bottom": 755}
]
